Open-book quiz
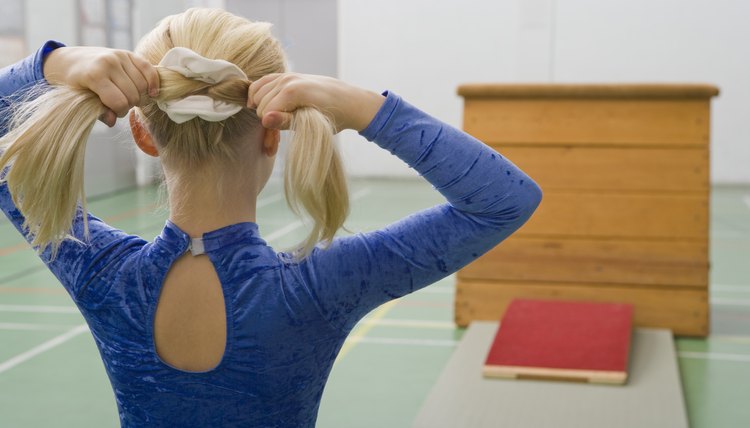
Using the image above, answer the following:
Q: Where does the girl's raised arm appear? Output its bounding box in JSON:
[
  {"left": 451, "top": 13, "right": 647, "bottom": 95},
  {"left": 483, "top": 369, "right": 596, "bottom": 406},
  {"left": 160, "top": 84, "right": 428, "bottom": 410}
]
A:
[
  {"left": 251, "top": 75, "right": 542, "bottom": 332},
  {"left": 0, "top": 43, "right": 156, "bottom": 306}
]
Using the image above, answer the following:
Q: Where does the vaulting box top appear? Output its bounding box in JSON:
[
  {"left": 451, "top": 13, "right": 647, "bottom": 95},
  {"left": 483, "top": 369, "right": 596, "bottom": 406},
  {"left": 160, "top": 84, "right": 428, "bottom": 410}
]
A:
[{"left": 457, "top": 83, "right": 719, "bottom": 100}]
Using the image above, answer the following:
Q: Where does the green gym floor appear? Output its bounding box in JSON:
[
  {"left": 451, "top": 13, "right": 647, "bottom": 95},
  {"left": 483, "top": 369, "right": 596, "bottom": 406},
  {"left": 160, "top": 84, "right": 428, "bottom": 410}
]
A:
[{"left": 0, "top": 179, "right": 748, "bottom": 427}]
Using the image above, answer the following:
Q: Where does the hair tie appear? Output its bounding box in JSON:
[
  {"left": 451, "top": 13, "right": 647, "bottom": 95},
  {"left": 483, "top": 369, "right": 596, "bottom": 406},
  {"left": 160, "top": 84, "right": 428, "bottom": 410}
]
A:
[{"left": 157, "top": 47, "right": 247, "bottom": 124}]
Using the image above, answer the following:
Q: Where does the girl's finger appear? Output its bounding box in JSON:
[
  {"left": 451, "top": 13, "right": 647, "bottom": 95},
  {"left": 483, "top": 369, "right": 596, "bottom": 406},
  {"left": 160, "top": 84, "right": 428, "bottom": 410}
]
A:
[
  {"left": 248, "top": 73, "right": 283, "bottom": 108},
  {"left": 255, "top": 82, "right": 287, "bottom": 118},
  {"left": 119, "top": 54, "right": 150, "bottom": 97},
  {"left": 92, "top": 79, "right": 131, "bottom": 117},
  {"left": 261, "top": 82, "right": 311, "bottom": 119},
  {"left": 129, "top": 53, "right": 160, "bottom": 97},
  {"left": 98, "top": 109, "right": 117, "bottom": 127},
  {"left": 261, "top": 111, "right": 293, "bottom": 130},
  {"left": 109, "top": 67, "right": 143, "bottom": 113}
]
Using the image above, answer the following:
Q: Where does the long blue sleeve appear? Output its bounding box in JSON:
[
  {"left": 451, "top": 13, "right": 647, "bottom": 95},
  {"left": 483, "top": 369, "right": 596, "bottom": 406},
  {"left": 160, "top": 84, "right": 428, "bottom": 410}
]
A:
[
  {"left": 0, "top": 42, "right": 146, "bottom": 308},
  {"left": 293, "top": 91, "right": 542, "bottom": 332}
]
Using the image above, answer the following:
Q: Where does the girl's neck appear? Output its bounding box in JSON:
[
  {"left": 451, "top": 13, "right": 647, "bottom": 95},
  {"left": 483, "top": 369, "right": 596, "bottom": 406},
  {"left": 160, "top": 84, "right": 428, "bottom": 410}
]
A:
[{"left": 166, "top": 171, "right": 260, "bottom": 238}]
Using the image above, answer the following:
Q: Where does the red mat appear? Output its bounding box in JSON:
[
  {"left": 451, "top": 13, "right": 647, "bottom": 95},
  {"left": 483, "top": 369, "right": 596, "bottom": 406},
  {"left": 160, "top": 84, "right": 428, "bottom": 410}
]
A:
[{"left": 483, "top": 299, "right": 634, "bottom": 384}]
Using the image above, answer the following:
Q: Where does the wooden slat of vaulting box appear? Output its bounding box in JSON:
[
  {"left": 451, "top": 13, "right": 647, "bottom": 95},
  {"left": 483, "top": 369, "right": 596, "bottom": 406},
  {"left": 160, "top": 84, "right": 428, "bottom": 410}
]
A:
[
  {"left": 458, "top": 83, "right": 720, "bottom": 99},
  {"left": 455, "top": 280, "right": 709, "bottom": 336},
  {"left": 464, "top": 99, "right": 710, "bottom": 146},
  {"left": 496, "top": 146, "right": 709, "bottom": 192},
  {"left": 458, "top": 237, "right": 708, "bottom": 287},
  {"left": 456, "top": 83, "right": 718, "bottom": 337},
  {"left": 517, "top": 191, "right": 708, "bottom": 239},
  {"left": 460, "top": 84, "right": 718, "bottom": 146}
]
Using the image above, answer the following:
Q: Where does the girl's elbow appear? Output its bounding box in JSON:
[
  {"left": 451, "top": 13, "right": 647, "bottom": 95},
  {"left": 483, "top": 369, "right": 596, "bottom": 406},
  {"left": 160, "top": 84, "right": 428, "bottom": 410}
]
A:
[
  {"left": 515, "top": 179, "right": 543, "bottom": 226},
  {"left": 527, "top": 180, "right": 543, "bottom": 213},
  {"left": 482, "top": 181, "right": 542, "bottom": 230}
]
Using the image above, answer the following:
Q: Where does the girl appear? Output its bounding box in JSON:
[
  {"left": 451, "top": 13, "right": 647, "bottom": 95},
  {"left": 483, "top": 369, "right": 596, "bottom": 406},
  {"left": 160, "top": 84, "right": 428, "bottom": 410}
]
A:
[{"left": 0, "top": 8, "right": 541, "bottom": 428}]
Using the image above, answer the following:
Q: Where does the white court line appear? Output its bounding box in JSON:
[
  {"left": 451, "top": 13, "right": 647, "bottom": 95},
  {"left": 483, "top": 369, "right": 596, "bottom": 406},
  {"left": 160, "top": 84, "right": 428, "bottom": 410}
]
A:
[
  {"left": 0, "top": 304, "right": 78, "bottom": 314},
  {"left": 712, "top": 284, "right": 750, "bottom": 293},
  {"left": 0, "top": 322, "right": 74, "bottom": 331},
  {"left": 351, "top": 337, "right": 750, "bottom": 359},
  {"left": 0, "top": 324, "right": 89, "bottom": 375},
  {"left": 711, "top": 297, "right": 750, "bottom": 307},
  {"left": 347, "top": 336, "right": 458, "bottom": 347},
  {"left": 2, "top": 323, "right": 746, "bottom": 363},
  {"left": 360, "top": 318, "right": 455, "bottom": 329},
  {"left": 265, "top": 221, "right": 305, "bottom": 242},
  {"left": 257, "top": 192, "right": 284, "bottom": 207},
  {"left": 678, "top": 351, "right": 750, "bottom": 363},
  {"left": 417, "top": 286, "right": 455, "bottom": 294},
  {"left": 707, "top": 334, "right": 750, "bottom": 344},
  {"left": 0, "top": 318, "right": 453, "bottom": 332},
  {"left": 350, "top": 188, "right": 372, "bottom": 200},
  {"left": 743, "top": 194, "right": 750, "bottom": 210}
]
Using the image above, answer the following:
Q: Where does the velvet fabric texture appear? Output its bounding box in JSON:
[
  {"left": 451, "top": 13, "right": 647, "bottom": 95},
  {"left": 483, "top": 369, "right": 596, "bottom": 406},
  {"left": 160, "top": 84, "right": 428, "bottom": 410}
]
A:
[{"left": 0, "top": 43, "right": 542, "bottom": 427}]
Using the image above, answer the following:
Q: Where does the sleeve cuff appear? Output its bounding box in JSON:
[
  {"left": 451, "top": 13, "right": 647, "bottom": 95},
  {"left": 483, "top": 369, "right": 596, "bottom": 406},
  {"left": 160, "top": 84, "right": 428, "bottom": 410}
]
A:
[
  {"left": 33, "top": 40, "right": 66, "bottom": 82},
  {"left": 358, "top": 90, "right": 401, "bottom": 142}
]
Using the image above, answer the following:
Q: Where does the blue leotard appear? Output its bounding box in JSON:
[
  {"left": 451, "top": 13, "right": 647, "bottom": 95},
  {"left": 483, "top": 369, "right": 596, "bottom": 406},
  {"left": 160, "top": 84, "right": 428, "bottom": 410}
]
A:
[{"left": 1, "top": 42, "right": 542, "bottom": 427}]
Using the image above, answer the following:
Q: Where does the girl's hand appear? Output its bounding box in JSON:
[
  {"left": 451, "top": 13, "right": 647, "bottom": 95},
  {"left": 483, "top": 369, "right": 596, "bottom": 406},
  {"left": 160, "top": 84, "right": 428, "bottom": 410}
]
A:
[
  {"left": 247, "top": 73, "right": 385, "bottom": 132},
  {"left": 43, "top": 47, "right": 159, "bottom": 127}
]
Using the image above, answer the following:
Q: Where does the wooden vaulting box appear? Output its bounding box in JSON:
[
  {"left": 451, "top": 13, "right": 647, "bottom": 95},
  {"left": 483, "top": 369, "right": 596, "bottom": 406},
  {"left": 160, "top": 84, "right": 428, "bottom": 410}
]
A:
[{"left": 456, "top": 83, "right": 719, "bottom": 336}]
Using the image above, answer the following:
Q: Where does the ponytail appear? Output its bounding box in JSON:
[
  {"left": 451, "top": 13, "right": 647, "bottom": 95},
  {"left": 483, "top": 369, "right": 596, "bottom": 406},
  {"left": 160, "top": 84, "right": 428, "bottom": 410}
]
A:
[
  {"left": 285, "top": 108, "right": 349, "bottom": 258},
  {"left": 0, "top": 86, "right": 101, "bottom": 258}
]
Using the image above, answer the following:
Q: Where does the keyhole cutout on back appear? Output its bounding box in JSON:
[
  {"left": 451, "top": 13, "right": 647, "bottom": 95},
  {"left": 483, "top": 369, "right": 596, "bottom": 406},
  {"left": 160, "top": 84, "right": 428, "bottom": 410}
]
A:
[{"left": 154, "top": 252, "right": 227, "bottom": 372}]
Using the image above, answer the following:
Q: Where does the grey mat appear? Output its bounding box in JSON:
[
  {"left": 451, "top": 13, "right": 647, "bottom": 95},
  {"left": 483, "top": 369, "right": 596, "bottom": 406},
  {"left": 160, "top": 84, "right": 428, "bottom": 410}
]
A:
[{"left": 413, "top": 322, "right": 688, "bottom": 428}]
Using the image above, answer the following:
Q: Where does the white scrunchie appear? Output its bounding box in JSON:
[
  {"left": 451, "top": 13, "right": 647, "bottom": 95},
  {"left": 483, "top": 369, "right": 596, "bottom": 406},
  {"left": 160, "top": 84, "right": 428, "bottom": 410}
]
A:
[{"left": 157, "top": 47, "right": 247, "bottom": 124}]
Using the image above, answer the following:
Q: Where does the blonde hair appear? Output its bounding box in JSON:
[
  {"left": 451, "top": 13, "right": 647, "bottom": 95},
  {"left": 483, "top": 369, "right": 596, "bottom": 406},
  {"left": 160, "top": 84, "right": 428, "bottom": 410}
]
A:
[{"left": 0, "top": 8, "right": 348, "bottom": 258}]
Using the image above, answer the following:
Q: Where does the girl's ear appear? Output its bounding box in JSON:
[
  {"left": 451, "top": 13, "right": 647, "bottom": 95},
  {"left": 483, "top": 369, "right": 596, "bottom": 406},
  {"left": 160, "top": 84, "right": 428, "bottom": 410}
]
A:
[
  {"left": 129, "top": 110, "right": 159, "bottom": 157},
  {"left": 262, "top": 127, "right": 280, "bottom": 157}
]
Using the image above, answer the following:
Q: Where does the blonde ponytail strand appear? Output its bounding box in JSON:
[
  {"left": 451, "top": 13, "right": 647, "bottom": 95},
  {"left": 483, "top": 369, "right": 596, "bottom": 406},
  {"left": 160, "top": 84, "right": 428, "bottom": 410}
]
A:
[
  {"left": 0, "top": 86, "right": 101, "bottom": 258},
  {"left": 284, "top": 108, "right": 349, "bottom": 257}
]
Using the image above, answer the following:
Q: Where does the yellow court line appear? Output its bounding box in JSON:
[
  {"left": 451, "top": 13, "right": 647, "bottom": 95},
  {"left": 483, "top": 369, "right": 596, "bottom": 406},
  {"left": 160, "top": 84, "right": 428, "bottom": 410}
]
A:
[{"left": 335, "top": 299, "right": 398, "bottom": 363}]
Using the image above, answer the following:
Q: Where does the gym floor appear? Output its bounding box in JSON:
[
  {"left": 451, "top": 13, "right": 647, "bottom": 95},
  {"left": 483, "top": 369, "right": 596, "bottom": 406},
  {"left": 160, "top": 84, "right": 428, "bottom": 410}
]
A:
[{"left": 0, "top": 179, "right": 748, "bottom": 427}]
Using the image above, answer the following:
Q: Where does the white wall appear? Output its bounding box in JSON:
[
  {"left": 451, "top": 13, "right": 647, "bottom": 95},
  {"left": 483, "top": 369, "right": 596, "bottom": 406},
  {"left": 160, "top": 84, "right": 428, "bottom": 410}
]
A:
[
  {"left": 338, "top": 0, "right": 750, "bottom": 184},
  {"left": 337, "top": 0, "right": 524, "bottom": 177},
  {"left": 553, "top": 0, "right": 750, "bottom": 184},
  {"left": 25, "top": 0, "right": 77, "bottom": 49}
]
